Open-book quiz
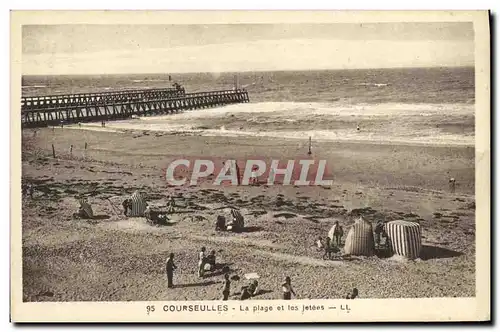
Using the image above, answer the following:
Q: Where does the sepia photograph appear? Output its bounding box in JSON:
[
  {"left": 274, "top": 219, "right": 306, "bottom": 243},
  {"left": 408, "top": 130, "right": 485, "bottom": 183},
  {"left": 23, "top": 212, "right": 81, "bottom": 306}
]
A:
[{"left": 10, "top": 10, "right": 490, "bottom": 322}]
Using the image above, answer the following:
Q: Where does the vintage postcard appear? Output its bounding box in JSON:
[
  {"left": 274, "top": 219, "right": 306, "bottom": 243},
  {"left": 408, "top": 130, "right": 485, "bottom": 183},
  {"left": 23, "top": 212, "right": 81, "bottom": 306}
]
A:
[{"left": 10, "top": 10, "right": 490, "bottom": 322}]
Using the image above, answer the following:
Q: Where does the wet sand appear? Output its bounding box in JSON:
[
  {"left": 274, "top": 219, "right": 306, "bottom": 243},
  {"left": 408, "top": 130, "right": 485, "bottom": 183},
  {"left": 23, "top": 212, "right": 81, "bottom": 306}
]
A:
[{"left": 21, "top": 127, "right": 475, "bottom": 301}]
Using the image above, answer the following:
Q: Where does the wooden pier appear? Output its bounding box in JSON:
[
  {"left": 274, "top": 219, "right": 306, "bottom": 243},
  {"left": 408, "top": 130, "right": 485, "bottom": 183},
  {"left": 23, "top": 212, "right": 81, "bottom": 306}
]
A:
[
  {"left": 21, "top": 89, "right": 250, "bottom": 128},
  {"left": 21, "top": 87, "right": 185, "bottom": 111}
]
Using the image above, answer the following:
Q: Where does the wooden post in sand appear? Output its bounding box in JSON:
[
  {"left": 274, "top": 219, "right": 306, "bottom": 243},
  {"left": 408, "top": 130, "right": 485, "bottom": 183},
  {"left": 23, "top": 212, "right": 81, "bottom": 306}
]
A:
[
  {"left": 52, "top": 144, "right": 56, "bottom": 158},
  {"left": 307, "top": 136, "right": 312, "bottom": 156},
  {"left": 70, "top": 145, "right": 73, "bottom": 157}
]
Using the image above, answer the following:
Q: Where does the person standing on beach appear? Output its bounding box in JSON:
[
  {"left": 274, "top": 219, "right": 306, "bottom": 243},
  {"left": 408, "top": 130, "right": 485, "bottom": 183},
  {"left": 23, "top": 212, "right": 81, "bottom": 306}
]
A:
[
  {"left": 165, "top": 253, "right": 177, "bottom": 288},
  {"left": 333, "top": 221, "right": 343, "bottom": 247},
  {"left": 221, "top": 273, "right": 231, "bottom": 301},
  {"left": 198, "top": 247, "right": 207, "bottom": 277},
  {"left": 449, "top": 178, "right": 456, "bottom": 193},
  {"left": 323, "top": 237, "right": 332, "bottom": 260},
  {"left": 282, "top": 276, "right": 296, "bottom": 300}
]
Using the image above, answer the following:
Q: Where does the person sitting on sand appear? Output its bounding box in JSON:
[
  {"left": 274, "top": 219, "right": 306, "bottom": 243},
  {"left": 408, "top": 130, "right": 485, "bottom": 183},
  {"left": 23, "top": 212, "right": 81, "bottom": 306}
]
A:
[
  {"left": 346, "top": 288, "right": 359, "bottom": 299},
  {"left": 240, "top": 286, "right": 252, "bottom": 300},
  {"left": 374, "top": 220, "right": 387, "bottom": 247},
  {"left": 282, "top": 276, "right": 296, "bottom": 300},
  {"left": 248, "top": 280, "right": 259, "bottom": 296},
  {"left": 206, "top": 250, "right": 216, "bottom": 271},
  {"left": 122, "top": 198, "right": 132, "bottom": 216}
]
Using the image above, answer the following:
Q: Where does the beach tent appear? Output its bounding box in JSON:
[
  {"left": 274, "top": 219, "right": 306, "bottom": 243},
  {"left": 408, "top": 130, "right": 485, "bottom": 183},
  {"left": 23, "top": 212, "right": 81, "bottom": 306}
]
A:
[
  {"left": 385, "top": 220, "right": 422, "bottom": 259},
  {"left": 129, "top": 191, "right": 147, "bottom": 217},
  {"left": 344, "top": 217, "right": 375, "bottom": 256},
  {"left": 78, "top": 198, "right": 94, "bottom": 219},
  {"left": 227, "top": 209, "right": 244, "bottom": 232}
]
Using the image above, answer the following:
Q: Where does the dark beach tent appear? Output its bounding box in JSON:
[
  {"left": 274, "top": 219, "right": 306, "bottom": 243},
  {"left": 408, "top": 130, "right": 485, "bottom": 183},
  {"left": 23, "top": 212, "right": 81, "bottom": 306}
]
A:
[
  {"left": 78, "top": 198, "right": 94, "bottom": 219},
  {"left": 344, "top": 217, "right": 375, "bottom": 256},
  {"left": 385, "top": 220, "right": 422, "bottom": 260},
  {"left": 129, "top": 191, "right": 147, "bottom": 217}
]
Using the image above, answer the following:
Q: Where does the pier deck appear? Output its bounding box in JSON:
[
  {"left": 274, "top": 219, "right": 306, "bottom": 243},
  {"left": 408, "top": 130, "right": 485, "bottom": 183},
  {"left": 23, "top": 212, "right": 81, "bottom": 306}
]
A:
[
  {"left": 21, "top": 87, "right": 185, "bottom": 111},
  {"left": 21, "top": 89, "right": 250, "bottom": 128}
]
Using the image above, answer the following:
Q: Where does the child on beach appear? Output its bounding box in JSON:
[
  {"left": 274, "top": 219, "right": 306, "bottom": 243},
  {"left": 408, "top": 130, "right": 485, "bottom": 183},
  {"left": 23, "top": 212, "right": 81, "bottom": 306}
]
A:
[
  {"left": 316, "top": 237, "right": 324, "bottom": 251},
  {"left": 346, "top": 288, "right": 359, "bottom": 299},
  {"left": 323, "top": 237, "right": 333, "bottom": 260}
]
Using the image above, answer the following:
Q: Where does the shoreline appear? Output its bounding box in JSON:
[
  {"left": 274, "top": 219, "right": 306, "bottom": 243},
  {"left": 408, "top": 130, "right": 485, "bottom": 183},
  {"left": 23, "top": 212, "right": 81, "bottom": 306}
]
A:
[{"left": 46, "top": 125, "right": 476, "bottom": 148}]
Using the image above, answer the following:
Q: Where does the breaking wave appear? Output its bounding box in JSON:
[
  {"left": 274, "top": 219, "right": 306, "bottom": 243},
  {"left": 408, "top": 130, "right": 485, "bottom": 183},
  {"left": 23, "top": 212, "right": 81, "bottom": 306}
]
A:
[{"left": 73, "top": 101, "right": 475, "bottom": 147}]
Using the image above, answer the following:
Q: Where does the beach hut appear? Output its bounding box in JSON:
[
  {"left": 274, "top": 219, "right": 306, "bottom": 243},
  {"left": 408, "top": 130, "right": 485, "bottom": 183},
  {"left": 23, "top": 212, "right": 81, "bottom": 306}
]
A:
[
  {"left": 129, "top": 191, "right": 147, "bottom": 217},
  {"left": 385, "top": 220, "right": 422, "bottom": 259},
  {"left": 344, "top": 217, "right": 375, "bottom": 256}
]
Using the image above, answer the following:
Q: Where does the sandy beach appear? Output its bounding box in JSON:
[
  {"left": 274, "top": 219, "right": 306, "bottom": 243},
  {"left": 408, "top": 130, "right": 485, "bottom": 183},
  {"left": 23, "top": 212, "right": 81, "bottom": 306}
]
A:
[{"left": 21, "top": 125, "right": 475, "bottom": 301}]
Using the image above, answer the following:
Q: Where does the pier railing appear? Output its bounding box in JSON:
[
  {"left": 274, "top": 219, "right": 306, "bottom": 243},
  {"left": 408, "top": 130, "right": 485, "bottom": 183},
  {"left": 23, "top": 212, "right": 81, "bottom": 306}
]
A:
[
  {"left": 21, "top": 87, "right": 186, "bottom": 111},
  {"left": 21, "top": 89, "right": 250, "bottom": 128}
]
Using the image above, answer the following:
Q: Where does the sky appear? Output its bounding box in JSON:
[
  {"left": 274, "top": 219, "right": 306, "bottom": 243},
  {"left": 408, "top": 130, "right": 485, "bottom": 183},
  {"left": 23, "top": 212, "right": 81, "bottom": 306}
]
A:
[{"left": 22, "top": 23, "right": 474, "bottom": 75}]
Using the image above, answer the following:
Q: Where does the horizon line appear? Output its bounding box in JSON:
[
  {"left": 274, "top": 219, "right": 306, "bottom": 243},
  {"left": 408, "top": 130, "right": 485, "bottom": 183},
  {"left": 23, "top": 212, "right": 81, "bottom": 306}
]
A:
[{"left": 21, "top": 65, "right": 475, "bottom": 77}]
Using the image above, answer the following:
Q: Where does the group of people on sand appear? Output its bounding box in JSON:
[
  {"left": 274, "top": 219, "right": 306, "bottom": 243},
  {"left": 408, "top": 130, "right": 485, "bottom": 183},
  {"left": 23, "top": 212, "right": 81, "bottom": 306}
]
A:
[
  {"left": 317, "top": 220, "right": 344, "bottom": 260},
  {"left": 317, "top": 219, "right": 390, "bottom": 259},
  {"left": 198, "top": 247, "right": 218, "bottom": 277},
  {"left": 22, "top": 183, "right": 35, "bottom": 199},
  {"left": 165, "top": 250, "right": 358, "bottom": 301},
  {"left": 164, "top": 251, "right": 315, "bottom": 301}
]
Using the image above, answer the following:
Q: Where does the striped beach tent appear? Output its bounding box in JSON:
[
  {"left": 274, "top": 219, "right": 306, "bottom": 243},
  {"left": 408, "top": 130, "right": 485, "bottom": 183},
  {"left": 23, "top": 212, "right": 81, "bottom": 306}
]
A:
[
  {"left": 385, "top": 220, "right": 422, "bottom": 259},
  {"left": 78, "top": 198, "right": 94, "bottom": 219},
  {"left": 129, "top": 191, "right": 147, "bottom": 217},
  {"left": 344, "top": 217, "right": 375, "bottom": 256}
]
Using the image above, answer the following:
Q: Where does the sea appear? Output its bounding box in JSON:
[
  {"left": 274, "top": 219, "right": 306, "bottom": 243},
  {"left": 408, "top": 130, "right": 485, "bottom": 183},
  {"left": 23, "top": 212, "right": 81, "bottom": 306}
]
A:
[{"left": 22, "top": 67, "right": 475, "bottom": 147}]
